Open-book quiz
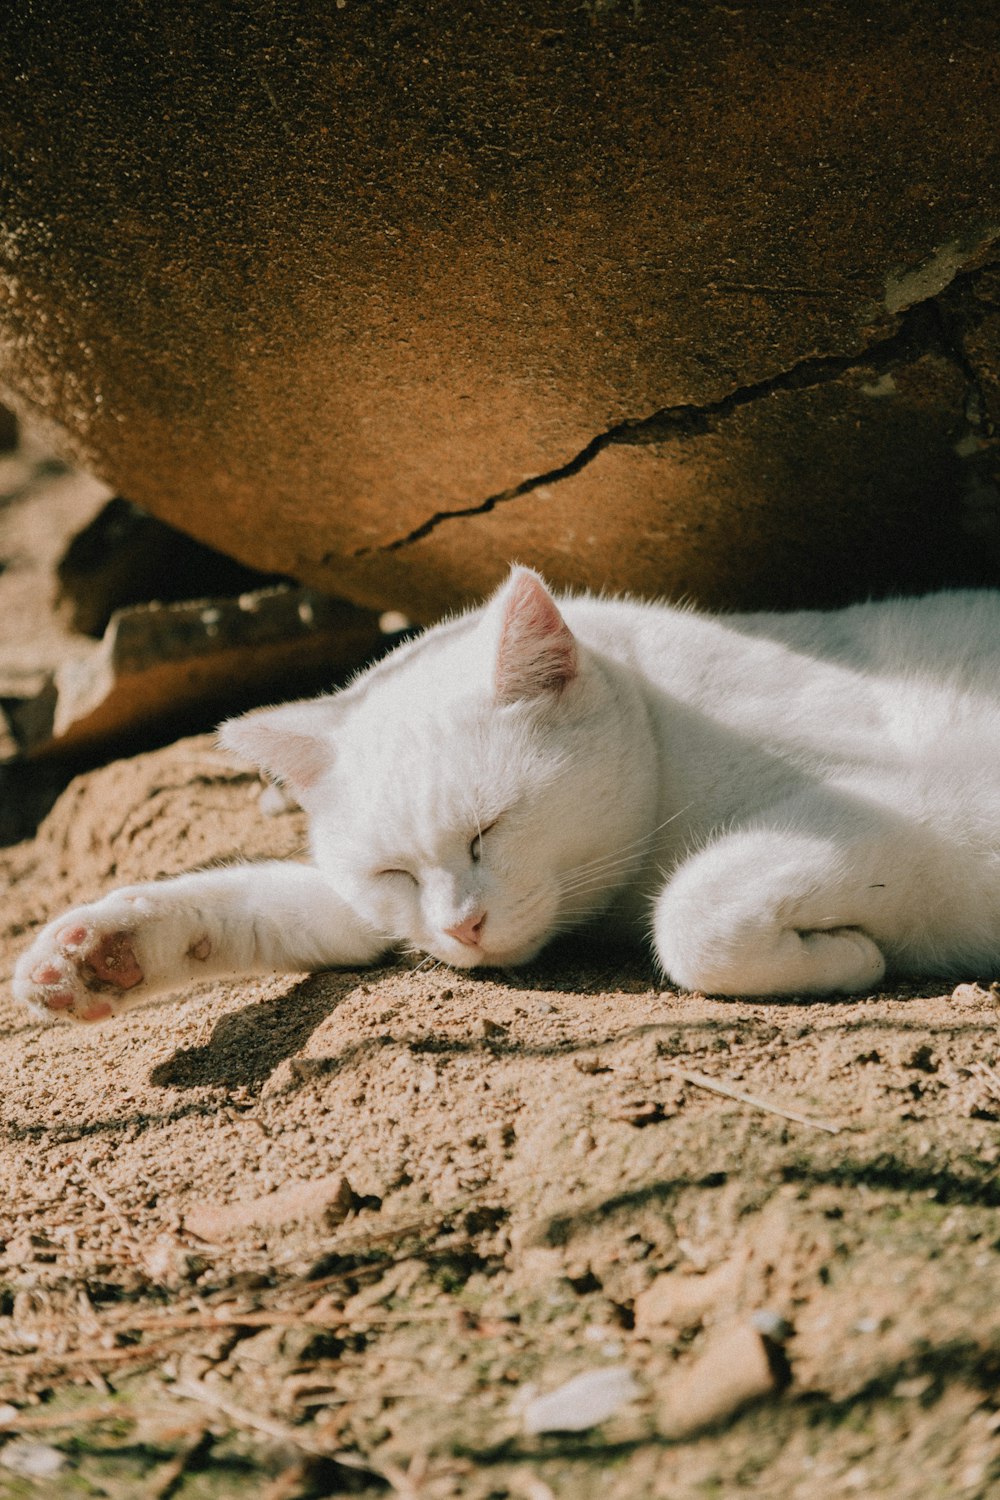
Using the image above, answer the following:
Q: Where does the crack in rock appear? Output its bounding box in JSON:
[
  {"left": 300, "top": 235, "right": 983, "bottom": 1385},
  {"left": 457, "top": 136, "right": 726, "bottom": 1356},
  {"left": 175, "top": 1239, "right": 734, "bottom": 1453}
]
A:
[
  {"left": 884, "top": 228, "right": 1000, "bottom": 315},
  {"left": 357, "top": 259, "right": 999, "bottom": 558}
]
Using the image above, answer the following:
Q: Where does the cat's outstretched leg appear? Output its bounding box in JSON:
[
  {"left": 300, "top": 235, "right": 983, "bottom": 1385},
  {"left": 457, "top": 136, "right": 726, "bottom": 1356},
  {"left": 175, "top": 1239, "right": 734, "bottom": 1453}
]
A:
[
  {"left": 652, "top": 826, "right": 887, "bottom": 996},
  {"left": 14, "top": 862, "right": 385, "bottom": 1024}
]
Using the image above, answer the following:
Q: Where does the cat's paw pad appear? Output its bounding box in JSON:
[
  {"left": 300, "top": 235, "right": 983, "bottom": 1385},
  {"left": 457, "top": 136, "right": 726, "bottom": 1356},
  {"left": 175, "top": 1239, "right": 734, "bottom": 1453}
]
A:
[
  {"left": 14, "top": 914, "right": 145, "bottom": 1024},
  {"left": 55, "top": 924, "right": 144, "bottom": 989}
]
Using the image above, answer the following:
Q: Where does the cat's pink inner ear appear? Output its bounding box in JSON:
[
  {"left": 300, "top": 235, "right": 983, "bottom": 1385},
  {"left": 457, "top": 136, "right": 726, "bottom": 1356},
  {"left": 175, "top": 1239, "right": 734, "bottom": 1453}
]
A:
[
  {"left": 494, "top": 569, "right": 578, "bottom": 703},
  {"left": 218, "top": 704, "right": 335, "bottom": 793}
]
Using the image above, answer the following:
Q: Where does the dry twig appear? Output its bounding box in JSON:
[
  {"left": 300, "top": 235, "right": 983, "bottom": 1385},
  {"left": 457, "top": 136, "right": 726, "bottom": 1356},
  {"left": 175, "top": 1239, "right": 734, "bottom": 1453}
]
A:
[
  {"left": 0, "top": 1338, "right": 180, "bottom": 1376},
  {"left": 664, "top": 1065, "right": 841, "bottom": 1134},
  {"left": 72, "top": 1162, "right": 141, "bottom": 1242},
  {"left": 0, "top": 1401, "right": 128, "bottom": 1431},
  {"left": 103, "top": 1304, "right": 445, "bottom": 1336}
]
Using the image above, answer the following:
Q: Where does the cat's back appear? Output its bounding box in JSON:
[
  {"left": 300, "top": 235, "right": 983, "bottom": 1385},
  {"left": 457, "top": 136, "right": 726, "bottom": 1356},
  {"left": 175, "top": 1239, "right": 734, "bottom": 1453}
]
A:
[
  {"left": 563, "top": 586, "right": 1000, "bottom": 696},
  {"left": 770, "top": 589, "right": 1000, "bottom": 683},
  {"left": 561, "top": 586, "right": 1000, "bottom": 778},
  {"left": 565, "top": 585, "right": 998, "bottom": 667}
]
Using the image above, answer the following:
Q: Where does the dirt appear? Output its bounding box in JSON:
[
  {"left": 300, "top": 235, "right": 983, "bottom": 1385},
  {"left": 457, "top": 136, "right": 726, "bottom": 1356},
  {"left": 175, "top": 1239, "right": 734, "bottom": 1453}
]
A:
[{"left": 0, "top": 734, "right": 999, "bottom": 1498}]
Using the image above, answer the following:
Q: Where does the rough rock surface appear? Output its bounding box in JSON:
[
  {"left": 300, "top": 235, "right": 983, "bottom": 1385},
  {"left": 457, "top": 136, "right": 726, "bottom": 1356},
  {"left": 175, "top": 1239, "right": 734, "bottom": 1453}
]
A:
[
  {"left": 0, "top": 431, "right": 381, "bottom": 771},
  {"left": 2, "top": 3, "right": 1000, "bottom": 617},
  {"left": 0, "top": 736, "right": 999, "bottom": 1494}
]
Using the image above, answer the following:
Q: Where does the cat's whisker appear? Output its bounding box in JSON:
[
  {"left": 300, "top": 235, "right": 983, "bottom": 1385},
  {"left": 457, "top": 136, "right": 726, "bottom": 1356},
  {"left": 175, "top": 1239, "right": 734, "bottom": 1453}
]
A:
[
  {"left": 557, "top": 859, "right": 649, "bottom": 895},
  {"left": 557, "top": 855, "right": 666, "bottom": 897},
  {"left": 556, "top": 806, "right": 694, "bottom": 889},
  {"left": 558, "top": 850, "right": 649, "bottom": 883}
]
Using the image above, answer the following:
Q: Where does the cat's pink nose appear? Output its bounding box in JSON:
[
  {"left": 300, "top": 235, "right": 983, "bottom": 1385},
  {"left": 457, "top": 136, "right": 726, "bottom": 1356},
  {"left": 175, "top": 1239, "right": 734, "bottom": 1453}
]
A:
[{"left": 445, "top": 911, "right": 486, "bottom": 947}]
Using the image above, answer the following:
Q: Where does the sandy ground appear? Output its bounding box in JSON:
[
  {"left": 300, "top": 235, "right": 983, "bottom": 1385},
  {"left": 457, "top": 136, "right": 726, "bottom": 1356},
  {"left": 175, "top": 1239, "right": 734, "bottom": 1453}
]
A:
[{"left": 0, "top": 734, "right": 997, "bottom": 1497}]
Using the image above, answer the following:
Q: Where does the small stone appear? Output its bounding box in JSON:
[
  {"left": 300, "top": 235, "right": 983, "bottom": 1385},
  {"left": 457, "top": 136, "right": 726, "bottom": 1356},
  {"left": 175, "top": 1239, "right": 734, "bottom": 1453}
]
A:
[
  {"left": 951, "top": 982, "right": 989, "bottom": 1004},
  {"left": 657, "top": 1321, "right": 787, "bottom": 1439},
  {"left": 573, "top": 1056, "right": 611, "bottom": 1075},
  {"left": 0, "top": 1441, "right": 67, "bottom": 1478},
  {"left": 635, "top": 1252, "right": 749, "bottom": 1333},
  {"left": 185, "top": 1174, "right": 357, "bottom": 1243},
  {"left": 143, "top": 1242, "right": 179, "bottom": 1282},
  {"left": 750, "top": 1308, "right": 792, "bottom": 1342},
  {"left": 142, "top": 1242, "right": 205, "bottom": 1284},
  {"left": 893, "top": 1374, "right": 934, "bottom": 1399},
  {"left": 607, "top": 1097, "right": 667, "bottom": 1127},
  {"left": 481, "top": 1017, "right": 507, "bottom": 1038},
  {"left": 521, "top": 1365, "right": 641, "bottom": 1434}
]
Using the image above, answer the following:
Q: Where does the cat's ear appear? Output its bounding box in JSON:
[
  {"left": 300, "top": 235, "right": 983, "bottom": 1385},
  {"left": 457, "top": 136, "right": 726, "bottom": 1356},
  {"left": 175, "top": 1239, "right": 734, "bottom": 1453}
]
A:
[
  {"left": 218, "top": 700, "right": 338, "bottom": 794},
  {"left": 493, "top": 567, "right": 578, "bottom": 703}
]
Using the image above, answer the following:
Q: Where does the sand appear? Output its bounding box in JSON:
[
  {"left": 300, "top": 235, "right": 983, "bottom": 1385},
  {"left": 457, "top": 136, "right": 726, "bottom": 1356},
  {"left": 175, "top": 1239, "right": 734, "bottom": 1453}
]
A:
[{"left": 0, "top": 733, "right": 998, "bottom": 1496}]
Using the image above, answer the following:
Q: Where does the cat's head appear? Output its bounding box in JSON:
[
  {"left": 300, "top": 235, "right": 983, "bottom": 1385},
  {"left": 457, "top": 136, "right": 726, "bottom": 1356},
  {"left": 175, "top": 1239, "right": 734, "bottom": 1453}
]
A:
[{"left": 220, "top": 568, "right": 643, "bottom": 968}]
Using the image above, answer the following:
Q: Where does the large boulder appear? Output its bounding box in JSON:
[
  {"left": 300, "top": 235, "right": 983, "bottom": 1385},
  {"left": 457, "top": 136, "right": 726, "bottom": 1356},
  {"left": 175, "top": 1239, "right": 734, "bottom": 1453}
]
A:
[{"left": 2, "top": 1, "right": 1000, "bottom": 619}]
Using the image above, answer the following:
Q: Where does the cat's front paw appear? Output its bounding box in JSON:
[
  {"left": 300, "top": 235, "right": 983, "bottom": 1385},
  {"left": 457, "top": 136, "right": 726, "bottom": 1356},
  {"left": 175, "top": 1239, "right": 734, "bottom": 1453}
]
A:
[{"left": 14, "top": 901, "right": 147, "bottom": 1024}]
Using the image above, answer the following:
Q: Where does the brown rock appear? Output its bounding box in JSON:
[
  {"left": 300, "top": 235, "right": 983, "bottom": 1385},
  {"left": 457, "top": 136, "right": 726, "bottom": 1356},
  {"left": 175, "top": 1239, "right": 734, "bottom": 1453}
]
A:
[
  {"left": 55, "top": 496, "right": 285, "bottom": 638},
  {"left": 0, "top": 440, "right": 382, "bottom": 765},
  {"left": 185, "top": 1174, "right": 357, "bottom": 1243},
  {"left": 38, "top": 584, "right": 381, "bottom": 759},
  {"left": 635, "top": 1250, "right": 750, "bottom": 1334},
  {"left": 382, "top": 353, "right": 980, "bottom": 614},
  {"left": 0, "top": 455, "right": 112, "bottom": 717},
  {"left": 657, "top": 1321, "right": 788, "bottom": 1440},
  {"left": 2, "top": 5, "right": 1000, "bottom": 617},
  {"left": 4, "top": 582, "right": 380, "bottom": 761}
]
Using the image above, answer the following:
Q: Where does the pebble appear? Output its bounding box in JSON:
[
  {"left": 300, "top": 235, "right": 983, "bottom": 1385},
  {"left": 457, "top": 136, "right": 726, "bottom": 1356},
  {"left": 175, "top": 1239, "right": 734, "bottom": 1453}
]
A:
[
  {"left": 634, "top": 1251, "right": 748, "bottom": 1333},
  {"left": 751, "top": 1308, "right": 792, "bottom": 1342},
  {"left": 521, "top": 1365, "right": 641, "bottom": 1434},
  {"left": 950, "top": 982, "right": 992, "bottom": 1005},
  {"left": 607, "top": 1097, "right": 666, "bottom": 1126},
  {"left": 0, "top": 1442, "right": 67, "bottom": 1478},
  {"left": 657, "top": 1320, "right": 787, "bottom": 1439},
  {"left": 142, "top": 1242, "right": 205, "bottom": 1285},
  {"left": 185, "top": 1174, "right": 357, "bottom": 1243}
]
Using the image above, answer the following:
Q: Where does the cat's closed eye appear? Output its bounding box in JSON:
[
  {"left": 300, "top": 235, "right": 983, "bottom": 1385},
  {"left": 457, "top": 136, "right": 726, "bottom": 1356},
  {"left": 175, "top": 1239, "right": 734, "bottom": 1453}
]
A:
[
  {"left": 470, "top": 820, "right": 498, "bottom": 863},
  {"left": 376, "top": 867, "right": 417, "bottom": 883}
]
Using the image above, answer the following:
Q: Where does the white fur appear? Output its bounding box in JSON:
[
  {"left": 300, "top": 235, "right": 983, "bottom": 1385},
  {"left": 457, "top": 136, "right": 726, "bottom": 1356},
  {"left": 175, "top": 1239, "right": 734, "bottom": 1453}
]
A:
[{"left": 14, "top": 569, "right": 1000, "bottom": 1021}]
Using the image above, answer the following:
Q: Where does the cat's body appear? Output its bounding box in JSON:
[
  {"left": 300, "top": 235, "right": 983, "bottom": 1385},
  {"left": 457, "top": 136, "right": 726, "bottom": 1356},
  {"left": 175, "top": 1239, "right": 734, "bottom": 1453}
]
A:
[{"left": 14, "top": 569, "right": 1000, "bottom": 1022}]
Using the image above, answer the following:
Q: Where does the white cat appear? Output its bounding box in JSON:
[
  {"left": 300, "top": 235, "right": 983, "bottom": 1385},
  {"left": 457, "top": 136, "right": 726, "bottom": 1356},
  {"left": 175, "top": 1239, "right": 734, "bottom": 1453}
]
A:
[{"left": 13, "top": 567, "right": 1000, "bottom": 1022}]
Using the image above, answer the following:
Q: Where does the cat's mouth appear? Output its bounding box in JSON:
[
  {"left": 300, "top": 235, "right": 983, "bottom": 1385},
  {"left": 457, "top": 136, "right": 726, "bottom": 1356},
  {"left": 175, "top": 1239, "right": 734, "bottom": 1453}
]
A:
[
  {"left": 429, "top": 934, "right": 487, "bottom": 969},
  {"left": 425, "top": 932, "right": 548, "bottom": 970}
]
